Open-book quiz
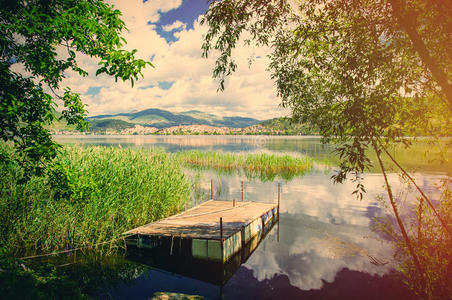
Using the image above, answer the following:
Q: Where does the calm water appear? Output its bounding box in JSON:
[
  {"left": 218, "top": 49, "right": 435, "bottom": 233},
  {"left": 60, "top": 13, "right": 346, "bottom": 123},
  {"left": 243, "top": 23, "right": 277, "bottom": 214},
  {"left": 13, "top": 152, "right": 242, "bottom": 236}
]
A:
[{"left": 53, "top": 135, "right": 443, "bottom": 299}]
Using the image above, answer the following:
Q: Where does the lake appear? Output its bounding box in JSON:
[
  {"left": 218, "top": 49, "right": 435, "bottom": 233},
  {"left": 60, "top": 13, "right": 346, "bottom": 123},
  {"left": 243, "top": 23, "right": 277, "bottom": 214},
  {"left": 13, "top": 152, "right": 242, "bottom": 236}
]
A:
[{"left": 52, "top": 135, "right": 445, "bottom": 299}]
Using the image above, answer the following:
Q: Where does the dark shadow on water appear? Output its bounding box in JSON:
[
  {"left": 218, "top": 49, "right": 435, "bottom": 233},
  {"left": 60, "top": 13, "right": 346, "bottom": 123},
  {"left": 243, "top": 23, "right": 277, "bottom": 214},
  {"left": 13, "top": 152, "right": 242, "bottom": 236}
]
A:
[
  {"left": 99, "top": 215, "right": 415, "bottom": 300},
  {"left": 223, "top": 267, "right": 417, "bottom": 300},
  {"left": 99, "top": 252, "right": 416, "bottom": 300}
]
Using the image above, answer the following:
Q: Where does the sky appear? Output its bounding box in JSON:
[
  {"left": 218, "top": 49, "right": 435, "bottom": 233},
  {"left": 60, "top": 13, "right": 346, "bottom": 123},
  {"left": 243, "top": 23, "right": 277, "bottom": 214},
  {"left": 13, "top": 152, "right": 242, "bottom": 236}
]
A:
[{"left": 60, "top": 0, "right": 288, "bottom": 120}]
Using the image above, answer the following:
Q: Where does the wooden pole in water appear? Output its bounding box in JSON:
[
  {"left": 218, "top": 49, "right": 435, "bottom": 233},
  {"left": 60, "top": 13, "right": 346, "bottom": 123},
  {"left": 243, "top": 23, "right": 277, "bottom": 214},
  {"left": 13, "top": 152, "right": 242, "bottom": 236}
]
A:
[
  {"left": 211, "top": 179, "right": 213, "bottom": 200},
  {"left": 241, "top": 181, "right": 244, "bottom": 202},
  {"left": 277, "top": 182, "right": 281, "bottom": 219},
  {"left": 220, "top": 217, "right": 224, "bottom": 262}
]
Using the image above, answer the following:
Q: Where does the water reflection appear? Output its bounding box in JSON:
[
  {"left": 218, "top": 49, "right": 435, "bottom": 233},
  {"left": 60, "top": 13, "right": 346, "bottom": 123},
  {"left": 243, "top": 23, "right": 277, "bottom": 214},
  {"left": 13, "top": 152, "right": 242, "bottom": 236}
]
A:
[
  {"left": 96, "top": 171, "right": 435, "bottom": 299},
  {"left": 205, "top": 174, "right": 396, "bottom": 291},
  {"left": 230, "top": 173, "right": 440, "bottom": 295}
]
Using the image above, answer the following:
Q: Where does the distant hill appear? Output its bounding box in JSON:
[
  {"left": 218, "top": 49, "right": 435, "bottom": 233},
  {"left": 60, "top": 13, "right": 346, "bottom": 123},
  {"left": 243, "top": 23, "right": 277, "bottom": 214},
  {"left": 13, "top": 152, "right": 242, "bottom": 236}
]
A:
[
  {"left": 87, "top": 108, "right": 261, "bottom": 129},
  {"left": 50, "top": 108, "right": 319, "bottom": 135},
  {"left": 88, "top": 119, "right": 135, "bottom": 133}
]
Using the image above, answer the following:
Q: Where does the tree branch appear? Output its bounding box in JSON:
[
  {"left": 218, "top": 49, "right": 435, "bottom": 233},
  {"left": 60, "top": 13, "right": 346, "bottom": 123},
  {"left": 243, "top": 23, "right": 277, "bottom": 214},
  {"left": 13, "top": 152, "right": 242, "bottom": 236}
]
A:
[
  {"left": 372, "top": 139, "right": 425, "bottom": 292},
  {"left": 380, "top": 142, "right": 452, "bottom": 245},
  {"left": 388, "top": 0, "right": 452, "bottom": 112}
]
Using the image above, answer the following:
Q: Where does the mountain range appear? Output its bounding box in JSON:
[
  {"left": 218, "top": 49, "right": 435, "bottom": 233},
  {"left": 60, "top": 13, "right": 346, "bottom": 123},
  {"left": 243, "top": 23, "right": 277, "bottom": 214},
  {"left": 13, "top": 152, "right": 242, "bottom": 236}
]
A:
[
  {"left": 50, "top": 108, "right": 316, "bottom": 135},
  {"left": 87, "top": 108, "right": 262, "bottom": 130}
]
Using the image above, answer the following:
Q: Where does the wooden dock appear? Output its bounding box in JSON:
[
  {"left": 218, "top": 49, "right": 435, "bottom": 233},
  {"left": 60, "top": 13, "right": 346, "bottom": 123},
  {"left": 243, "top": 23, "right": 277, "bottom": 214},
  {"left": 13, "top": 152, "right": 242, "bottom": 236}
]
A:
[
  {"left": 126, "top": 217, "right": 277, "bottom": 286},
  {"left": 124, "top": 199, "right": 279, "bottom": 263}
]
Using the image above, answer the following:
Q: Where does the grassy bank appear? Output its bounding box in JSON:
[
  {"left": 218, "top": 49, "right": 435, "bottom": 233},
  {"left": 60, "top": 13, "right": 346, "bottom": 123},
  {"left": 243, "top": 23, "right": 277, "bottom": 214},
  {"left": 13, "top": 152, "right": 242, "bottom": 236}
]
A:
[
  {"left": 0, "top": 144, "right": 191, "bottom": 256},
  {"left": 174, "top": 150, "right": 314, "bottom": 180}
]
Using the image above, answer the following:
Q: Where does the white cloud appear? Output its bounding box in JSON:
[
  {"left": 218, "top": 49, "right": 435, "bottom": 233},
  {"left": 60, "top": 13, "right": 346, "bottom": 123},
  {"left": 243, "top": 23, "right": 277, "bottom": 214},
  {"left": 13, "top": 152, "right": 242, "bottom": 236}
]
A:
[
  {"left": 52, "top": 1, "right": 289, "bottom": 120},
  {"left": 108, "top": 0, "right": 182, "bottom": 25},
  {"left": 162, "top": 20, "right": 186, "bottom": 32}
]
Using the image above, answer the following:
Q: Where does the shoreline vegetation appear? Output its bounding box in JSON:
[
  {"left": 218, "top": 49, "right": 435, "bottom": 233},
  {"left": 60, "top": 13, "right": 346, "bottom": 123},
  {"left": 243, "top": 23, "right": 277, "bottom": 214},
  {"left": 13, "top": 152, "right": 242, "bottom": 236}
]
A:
[
  {"left": 2, "top": 138, "right": 447, "bottom": 256},
  {"left": 52, "top": 135, "right": 452, "bottom": 174},
  {"left": 0, "top": 144, "right": 316, "bottom": 257}
]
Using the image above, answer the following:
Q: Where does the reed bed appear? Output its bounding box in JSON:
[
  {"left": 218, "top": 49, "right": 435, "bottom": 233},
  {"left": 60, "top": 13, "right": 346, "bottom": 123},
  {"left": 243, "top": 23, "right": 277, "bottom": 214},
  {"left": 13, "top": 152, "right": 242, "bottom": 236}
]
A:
[
  {"left": 0, "top": 144, "right": 190, "bottom": 256},
  {"left": 174, "top": 151, "right": 314, "bottom": 180},
  {"left": 0, "top": 145, "right": 314, "bottom": 256}
]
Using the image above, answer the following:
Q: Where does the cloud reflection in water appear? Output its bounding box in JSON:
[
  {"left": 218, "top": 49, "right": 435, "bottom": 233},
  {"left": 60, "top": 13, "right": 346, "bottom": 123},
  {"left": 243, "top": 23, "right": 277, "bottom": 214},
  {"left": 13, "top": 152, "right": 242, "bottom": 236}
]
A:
[{"left": 215, "top": 172, "right": 444, "bottom": 292}]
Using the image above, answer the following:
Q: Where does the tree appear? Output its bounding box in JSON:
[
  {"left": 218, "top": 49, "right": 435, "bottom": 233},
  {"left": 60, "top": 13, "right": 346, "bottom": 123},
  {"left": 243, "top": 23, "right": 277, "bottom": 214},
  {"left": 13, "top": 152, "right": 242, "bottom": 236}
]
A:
[
  {"left": 388, "top": 0, "right": 452, "bottom": 110},
  {"left": 201, "top": 0, "right": 452, "bottom": 297},
  {"left": 0, "top": 0, "right": 152, "bottom": 177}
]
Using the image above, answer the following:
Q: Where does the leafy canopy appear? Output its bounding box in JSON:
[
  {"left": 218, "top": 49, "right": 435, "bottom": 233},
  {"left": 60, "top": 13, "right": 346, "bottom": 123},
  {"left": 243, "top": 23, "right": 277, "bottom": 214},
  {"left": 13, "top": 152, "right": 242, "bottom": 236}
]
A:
[
  {"left": 0, "top": 0, "right": 152, "bottom": 176},
  {"left": 202, "top": 0, "right": 452, "bottom": 190}
]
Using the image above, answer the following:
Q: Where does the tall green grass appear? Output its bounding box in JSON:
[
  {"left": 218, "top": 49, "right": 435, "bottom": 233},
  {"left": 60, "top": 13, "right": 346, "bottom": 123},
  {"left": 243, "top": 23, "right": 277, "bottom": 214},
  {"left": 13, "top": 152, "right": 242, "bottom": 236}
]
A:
[
  {"left": 0, "top": 144, "right": 190, "bottom": 256},
  {"left": 174, "top": 151, "right": 314, "bottom": 180}
]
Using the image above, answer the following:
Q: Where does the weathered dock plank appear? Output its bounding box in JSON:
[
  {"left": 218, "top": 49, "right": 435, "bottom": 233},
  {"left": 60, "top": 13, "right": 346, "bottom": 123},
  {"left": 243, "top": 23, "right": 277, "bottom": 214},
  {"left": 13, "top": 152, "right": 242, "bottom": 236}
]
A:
[{"left": 125, "top": 200, "right": 276, "bottom": 239}]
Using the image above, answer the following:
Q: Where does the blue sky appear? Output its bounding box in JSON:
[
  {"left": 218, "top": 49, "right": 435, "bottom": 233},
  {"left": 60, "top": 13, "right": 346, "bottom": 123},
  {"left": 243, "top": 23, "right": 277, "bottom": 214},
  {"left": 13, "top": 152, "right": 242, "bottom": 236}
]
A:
[
  {"left": 49, "top": 0, "right": 287, "bottom": 119},
  {"left": 152, "top": 0, "right": 209, "bottom": 43}
]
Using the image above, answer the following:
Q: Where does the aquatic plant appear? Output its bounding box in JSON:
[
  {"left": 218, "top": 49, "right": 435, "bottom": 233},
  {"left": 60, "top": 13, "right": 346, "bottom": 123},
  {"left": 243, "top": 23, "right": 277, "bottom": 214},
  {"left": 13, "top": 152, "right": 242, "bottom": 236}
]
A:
[{"left": 174, "top": 150, "right": 314, "bottom": 181}]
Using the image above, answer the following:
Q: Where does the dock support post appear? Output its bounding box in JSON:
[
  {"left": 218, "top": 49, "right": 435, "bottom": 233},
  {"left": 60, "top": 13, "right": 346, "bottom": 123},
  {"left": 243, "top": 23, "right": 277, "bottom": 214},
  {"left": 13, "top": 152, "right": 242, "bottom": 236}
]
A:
[
  {"left": 179, "top": 234, "right": 182, "bottom": 255},
  {"left": 278, "top": 183, "right": 281, "bottom": 219},
  {"left": 206, "top": 238, "right": 209, "bottom": 261},
  {"left": 170, "top": 235, "right": 174, "bottom": 255},
  {"left": 211, "top": 179, "right": 213, "bottom": 200},
  {"left": 241, "top": 181, "right": 244, "bottom": 202},
  {"left": 220, "top": 217, "right": 224, "bottom": 262},
  {"left": 241, "top": 225, "right": 245, "bottom": 248}
]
